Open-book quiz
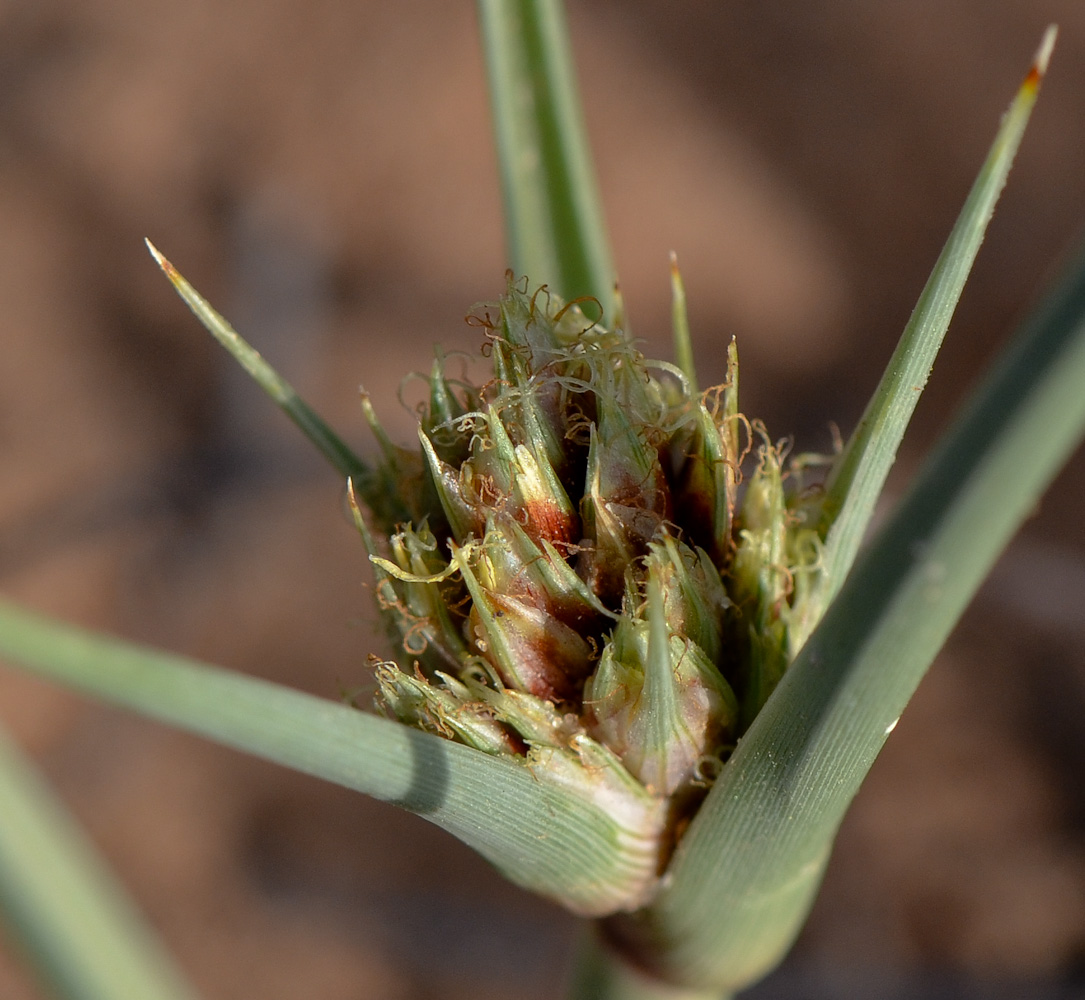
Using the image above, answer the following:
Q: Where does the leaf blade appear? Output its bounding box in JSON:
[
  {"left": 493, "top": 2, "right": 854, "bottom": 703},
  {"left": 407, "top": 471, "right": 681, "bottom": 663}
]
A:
[
  {"left": 0, "top": 722, "right": 200, "bottom": 1000},
  {"left": 145, "top": 240, "right": 368, "bottom": 482},
  {"left": 623, "top": 236, "right": 1085, "bottom": 991},
  {"left": 807, "top": 26, "right": 1057, "bottom": 632},
  {"left": 0, "top": 601, "right": 656, "bottom": 915}
]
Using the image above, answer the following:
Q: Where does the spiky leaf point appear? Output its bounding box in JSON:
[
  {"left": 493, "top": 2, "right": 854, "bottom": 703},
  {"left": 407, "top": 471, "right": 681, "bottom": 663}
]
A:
[{"left": 669, "top": 253, "right": 697, "bottom": 392}]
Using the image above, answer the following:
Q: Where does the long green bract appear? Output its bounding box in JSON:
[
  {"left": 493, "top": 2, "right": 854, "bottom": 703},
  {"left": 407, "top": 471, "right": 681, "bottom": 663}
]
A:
[
  {"left": 0, "top": 602, "right": 649, "bottom": 916},
  {"left": 630, "top": 240, "right": 1085, "bottom": 991},
  {"left": 802, "top": 28, "right": 1056, "bottom": 642},
  {"left": 145, "top": 240, "right": 368, "bottom": 483}
]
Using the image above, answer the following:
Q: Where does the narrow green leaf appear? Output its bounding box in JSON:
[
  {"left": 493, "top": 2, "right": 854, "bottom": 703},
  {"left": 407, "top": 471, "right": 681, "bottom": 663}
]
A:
[
  {"left": 145, "top": 240, "right": 368, "bottom": 482},
  {"left": 0, "top": 723, "right": 199, "bottom": 1000},
  {"left": 620, "top": 235, "right": 1085, "bottom": 991},
  {"left": 810, "top": 26, "right": 1057, "bottom": 627},
  {"left": 0, "top": 601, "right": 654, "bottom": 915},
  {"left": 477, "top": 0, "right": 616, "bottom": 314}
]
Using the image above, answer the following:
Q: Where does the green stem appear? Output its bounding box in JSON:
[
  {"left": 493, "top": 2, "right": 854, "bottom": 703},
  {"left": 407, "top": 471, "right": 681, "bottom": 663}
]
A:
[
  {"left": 567, "top": 926, "right": 729, "bottom": 1000},
  {"left": 477, "top": 0, "right": 616, "bottom": 314}
]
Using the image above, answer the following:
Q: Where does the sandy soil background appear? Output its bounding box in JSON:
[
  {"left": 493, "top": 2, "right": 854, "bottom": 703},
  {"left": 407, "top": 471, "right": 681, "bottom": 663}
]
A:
[{"left": 1, "top": 2, "right": 1084, "bottom": 997}]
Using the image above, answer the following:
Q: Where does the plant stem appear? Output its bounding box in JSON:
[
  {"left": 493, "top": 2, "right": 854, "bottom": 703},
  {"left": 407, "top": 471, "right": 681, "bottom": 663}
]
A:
[
  {"left": 477, "top": 0, "right": 615, "bottom": 313},
  {"left": 567, "top": 927, "right": 730, "bottom": 1000}
]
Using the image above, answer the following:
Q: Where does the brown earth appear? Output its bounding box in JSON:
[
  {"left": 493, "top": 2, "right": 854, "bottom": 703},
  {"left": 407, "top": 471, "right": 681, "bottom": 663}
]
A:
[{"left": 1, "top": 2, "right": 1084, "bottom": 997}]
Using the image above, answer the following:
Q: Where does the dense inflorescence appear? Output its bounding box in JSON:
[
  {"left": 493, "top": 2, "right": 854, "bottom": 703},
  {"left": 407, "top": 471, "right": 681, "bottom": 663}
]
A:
[{"left": 353, "top": 276, "right": 825, "bottom": 852}]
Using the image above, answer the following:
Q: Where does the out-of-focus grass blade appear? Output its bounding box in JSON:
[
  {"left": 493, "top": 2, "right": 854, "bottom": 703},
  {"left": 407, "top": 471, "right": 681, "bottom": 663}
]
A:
[
  {"left": 477, "top": 0, "right": 616, "bottom": 314},
  {"left": 0, "top": 602, "right": 650, "bottom": 916},
  {"left": 0, "top": 722, "right": 200, "bottom": 1000},
  {"left": 626, "top": 234, "right": 1085, "bottom": 992},
  {"left": 804, "top": 26, "right": 1057, "bottom": 637},
  {"left": 145, "top": 240, "right": 368, "bottom": 482}
]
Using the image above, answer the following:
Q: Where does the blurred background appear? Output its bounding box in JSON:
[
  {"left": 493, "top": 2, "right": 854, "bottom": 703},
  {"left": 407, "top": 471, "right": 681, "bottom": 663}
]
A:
[{"left": 1, "top": 2, "right": 1084, "bottom": 997}]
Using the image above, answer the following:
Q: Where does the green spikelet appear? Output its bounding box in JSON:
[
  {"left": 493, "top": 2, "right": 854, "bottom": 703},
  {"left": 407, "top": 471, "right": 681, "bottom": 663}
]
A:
[{"left": 583, "top": 564, "right": 737, "bottom": 798}]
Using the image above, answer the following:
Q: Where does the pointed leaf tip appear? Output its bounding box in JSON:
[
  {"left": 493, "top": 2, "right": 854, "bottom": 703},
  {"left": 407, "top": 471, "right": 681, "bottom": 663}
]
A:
[
  {"left": 145, "top": 239, "right": 191, "bottom": 298},
  {"left": 144, "top": 237, "right": 369, "bottom": 482},
  {"left": 810, "top": 29, "right": 1055, "bottom": 630},
  {"left": 1022, "top": 26, "right": 1057, "bottom": 93},
  {"left": 1034, "top": 25, "right": 1058, "bottom": 80},
  {"left": 144, "top": 238, "right": 176, "bottom": 280}
]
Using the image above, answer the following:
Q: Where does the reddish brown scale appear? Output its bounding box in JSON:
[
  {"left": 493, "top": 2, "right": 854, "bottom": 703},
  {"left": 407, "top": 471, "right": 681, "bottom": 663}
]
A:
[
  {"left": 523, "top": 498, "right": 579, "bottom": 548},
  {"left": 469, "top": 595, "right": 595, "bottom": 702}
]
